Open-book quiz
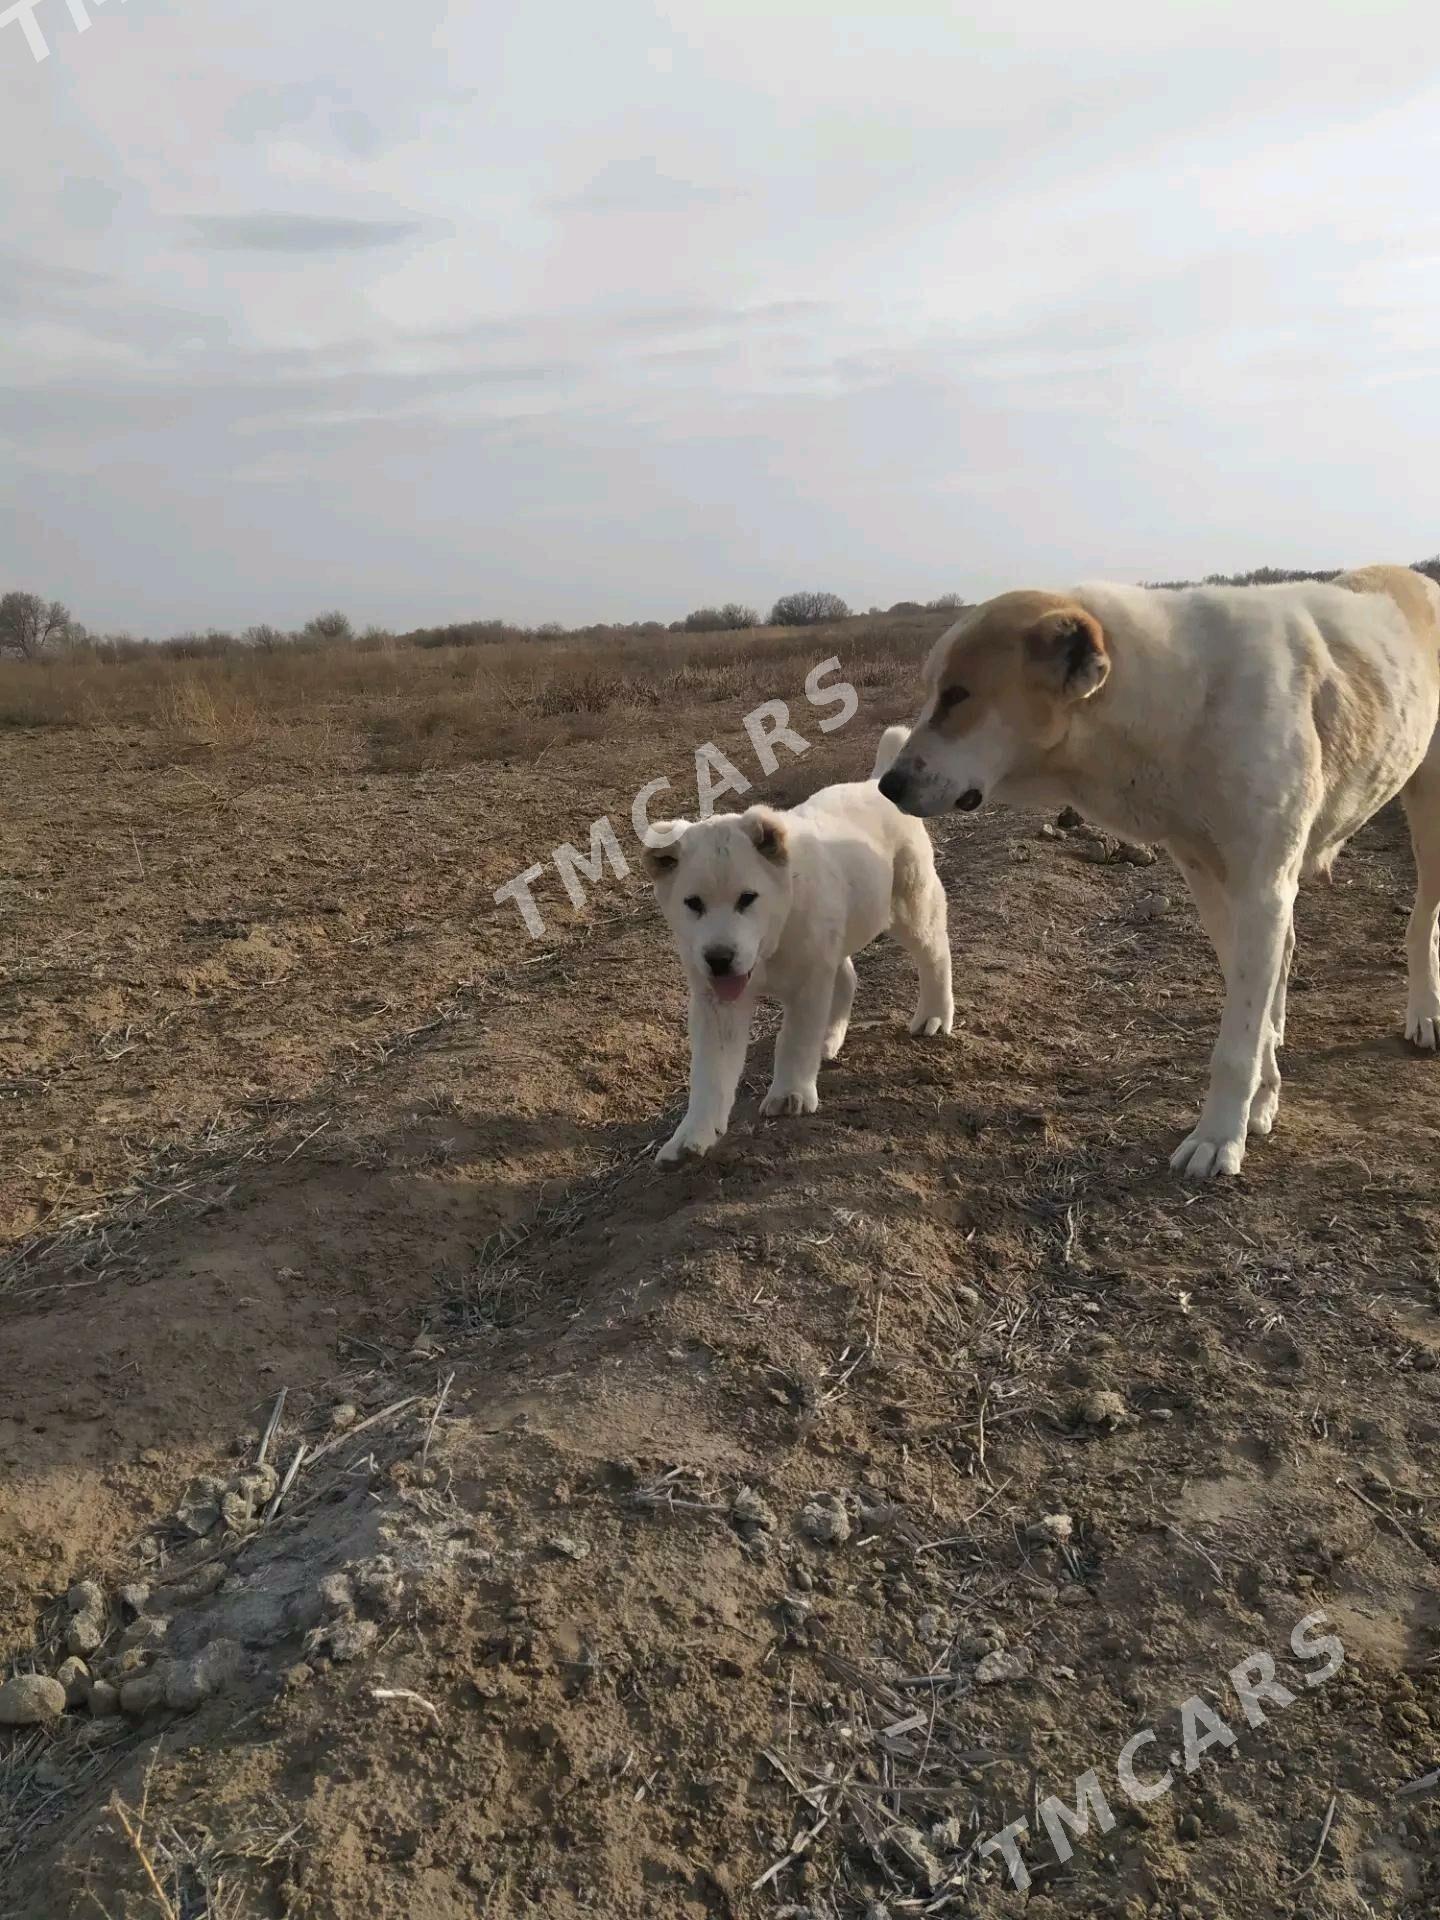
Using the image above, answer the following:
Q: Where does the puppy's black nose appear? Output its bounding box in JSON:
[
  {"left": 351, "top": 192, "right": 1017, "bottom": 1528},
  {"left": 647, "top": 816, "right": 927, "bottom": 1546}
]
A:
[
  {"left": 703, "top": 946, "right": 736, "bottom": 976},
  {"left": 956, "top": 788, "right": 983, "bottom": 812},
  {"left": 878, "top": 770, "right": 907, "bottom": 806}
]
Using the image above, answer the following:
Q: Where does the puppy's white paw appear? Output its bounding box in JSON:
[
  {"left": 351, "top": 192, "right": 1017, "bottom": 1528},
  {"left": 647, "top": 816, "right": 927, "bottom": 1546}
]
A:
[
  {"left": 761, "top": 1084, "right": 819, "bottom": 1118},
  {"left": 656, "top": 1123, "right": 719, "bottom": 1166},
  {"left": 1405, "top": 1001, "right": 1440, "bottom": 1051},
  {"left": 910, "top": 1007, "right": 953, "bottom": 1038},
  {"left": 1169, "top": 1126, "right": 1247, "bottom": 1181}
]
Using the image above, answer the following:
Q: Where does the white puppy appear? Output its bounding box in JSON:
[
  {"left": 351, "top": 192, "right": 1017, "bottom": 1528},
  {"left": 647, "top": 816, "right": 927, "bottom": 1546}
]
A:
[
  {"left": 644, "top": 727, "right": 954, "bottom": 1164},
  {"left": 880, "top": 564, "right": 1440, "bottom": 1179}
]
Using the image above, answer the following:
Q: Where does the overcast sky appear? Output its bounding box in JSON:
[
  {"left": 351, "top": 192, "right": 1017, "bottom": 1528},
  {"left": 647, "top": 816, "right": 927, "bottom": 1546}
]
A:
[{"left": 2, "top": 1, "right": 1438, "bottom": 634}]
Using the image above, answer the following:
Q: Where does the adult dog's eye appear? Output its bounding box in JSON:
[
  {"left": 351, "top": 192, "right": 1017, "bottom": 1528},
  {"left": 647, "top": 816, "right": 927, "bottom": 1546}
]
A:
[
  {"left": 936, "top": 686, "right": 969, "bottom": 715},
  {"left": 683, "top": 895, "right": 705, "bottom": 915},
  {"left": 735, "top": 891, "right": 758, "bottom": 912}
]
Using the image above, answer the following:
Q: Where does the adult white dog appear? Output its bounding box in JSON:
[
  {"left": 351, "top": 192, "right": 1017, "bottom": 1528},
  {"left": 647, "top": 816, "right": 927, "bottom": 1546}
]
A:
[
  {"left": 879, "top": 565, "right": 1440, "bottom": 1180},
  {"left": 644, "top": 727, "right": 954, "bottom": 1165}
]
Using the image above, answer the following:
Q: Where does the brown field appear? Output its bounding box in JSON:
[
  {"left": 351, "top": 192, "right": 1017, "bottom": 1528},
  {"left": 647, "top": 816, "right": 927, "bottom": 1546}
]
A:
[{"left": 1, "top": 613, "right": 1437, "bottom": 1919}]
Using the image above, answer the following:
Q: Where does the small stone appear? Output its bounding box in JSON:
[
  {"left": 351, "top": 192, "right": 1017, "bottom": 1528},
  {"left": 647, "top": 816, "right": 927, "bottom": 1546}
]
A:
[
  {"left": 798, "top": 1496, "right": 852, "bottom": 1546},
  {"left": 732, "top": 1486, "right": 778, "bottom": 1533},
  {"left": 1027, "top": 1513, "right": 1074, "bottom": 1548},
  {"left": 887, "top": 1824, "right": 943, "bottom": 1891},
  {"left": 88, "top": 1680, "right": 121, "bottom": 1718},
  {"left": 139, "top": 1447, "right": 164, "bottom": 1468},
  {"left": 65, "top": 1611, "right": 105, "bottom": 1657},
  {"left": 324, "top": 1616, "right": 379, "bottom": 1663},
  {"left": 67, "top": 1580, "right": 105, "bottom": 1616},
  {"left": 165, "top": 1639, "right": 242, "bottom": 1712},
  {"left": 353, "top": 1561, "right": 405, "bottom": 1617},
  {"left": 56, "top": 1657, "right": 91, "bottom": 1707},
  {"left": 975, "top": 1647, "right": 1033, "bottom": 1686},
  {"left": 1038, "top": 823, "right": 1064, "bottom": 840},
  {"left": 931, "top": 1813, "right": 965, "bottom": 1851},
  {"left": 1078, "top": 1389, "right": 1130, "bottom": 1430},
  {"left": 119, "top": 1614, "right": 170, "bottom": 1652},
  {"left": 1056, "top": 807, "right": 1084, "bottom": 831},
  {"left": 1177, "top": 1811, "right": 1203, "bottom": 1841},
  {"left": 954, "top": 1285, "right": 981, "bottom": 1309},
  {"left": 547, "top": 1534, "right": 590, "bottom": 1561},
  {"left": 318, "top": 1573, "right": 355, "bottom": 1613},
  {"left": 177, "top": 1499, "right": 220, "bottom": 1538},
  {"left": 119, "top": 1670, "right": 167, "bottom": 1717},
  {"left": 1133, "top": 892, "right": 1170, "bottom": 920},
  {"left": 118, "top": 1583, "right": 151, "bottom": 1618},
  {"left": 1116, "top": 842, "right": 1158, "bottom": 866},
  {"left": 329, "top": 1403, "right": 359, "bottom": 1431},
  {"left": 0, "top": 1674, "right": 67, "bottom": 1725},
  {"left": 166, "top": 1563, "right": 226, "bottom": 1608},
  {"left": 234, "top": 1464, "right": 278, "bottom": 1507}
]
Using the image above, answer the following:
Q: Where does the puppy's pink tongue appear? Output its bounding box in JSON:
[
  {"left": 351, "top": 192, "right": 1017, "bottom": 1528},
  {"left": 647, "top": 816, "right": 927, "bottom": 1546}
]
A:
[{"left": 711, "top": 972, "right": 751, "bottom": 1004}]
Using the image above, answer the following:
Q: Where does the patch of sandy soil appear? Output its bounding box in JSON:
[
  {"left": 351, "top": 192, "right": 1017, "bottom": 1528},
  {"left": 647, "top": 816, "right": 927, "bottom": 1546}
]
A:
[{"left": 2, "top": 696, "right": 1438, "bottom": 1918}]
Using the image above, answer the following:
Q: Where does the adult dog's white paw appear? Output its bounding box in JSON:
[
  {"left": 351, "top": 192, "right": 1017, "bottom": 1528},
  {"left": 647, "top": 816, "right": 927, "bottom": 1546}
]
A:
[
  {"left": 761, "top": 1084, "right": 819, "bottom": 1117},
  {"left": 909, "top": 1008, "right": 953, "bottom": 1038},
  {"left": 1405, "top": 1002, "right": 1440, "bottom": 1050},
  {"left": 1248, "top": 1085, "right": 1281, "bottom": 1136},
  {"left": 1169, "top": 1126, "right": 1247, "bottom": 1181},
  {"left": 823, "top": 1027, "right": 849, "bottom": 1061},
  {"left": 656, "top": 1124, "right": 719, "bottom": 1167}
]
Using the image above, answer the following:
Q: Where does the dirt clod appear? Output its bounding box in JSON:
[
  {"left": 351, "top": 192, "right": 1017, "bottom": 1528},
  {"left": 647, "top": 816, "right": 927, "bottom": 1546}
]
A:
[
  {"left": 0, "top": 1674, "right": 67, "bottom": 1725},
  {"left": 798, "top": 1495, "right": 851, "bottom": 1545}
]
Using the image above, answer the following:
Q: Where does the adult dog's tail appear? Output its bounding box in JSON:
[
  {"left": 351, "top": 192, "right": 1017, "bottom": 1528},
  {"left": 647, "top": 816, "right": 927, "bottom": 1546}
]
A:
[{"left": 872, "top": 725, "right": 910, "bottom": 781}]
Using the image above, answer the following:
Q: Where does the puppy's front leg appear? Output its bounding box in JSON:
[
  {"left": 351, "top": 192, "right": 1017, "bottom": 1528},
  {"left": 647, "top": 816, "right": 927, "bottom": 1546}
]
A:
[
  {"left": 761, "top": 980, "right": 832, "bottom": 1118},
  {"left": 657, "top": 988, "right": 753, "bottom": 1165},
  {"left": 1171, "top": 875, "right": 1297, "bottom": 1181}
]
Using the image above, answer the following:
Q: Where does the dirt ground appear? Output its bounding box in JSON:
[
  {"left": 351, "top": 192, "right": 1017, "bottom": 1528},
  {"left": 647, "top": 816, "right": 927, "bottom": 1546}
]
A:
[{"left": 2, "top": 643, "right": 1438, "bottom": 1919}]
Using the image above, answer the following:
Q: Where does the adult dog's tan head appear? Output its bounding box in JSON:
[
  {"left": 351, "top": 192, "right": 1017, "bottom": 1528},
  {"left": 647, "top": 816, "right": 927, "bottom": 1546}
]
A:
[{"left": 878, "top": 591, "right": 1109, "bottom": 817}]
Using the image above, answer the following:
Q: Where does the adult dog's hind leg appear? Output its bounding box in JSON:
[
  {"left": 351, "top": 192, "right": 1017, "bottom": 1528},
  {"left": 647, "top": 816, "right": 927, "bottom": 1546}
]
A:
[
  {"left": 891, "top": 851, "right": 954, "bottom": 1037},
  {"left": 1401, "top": 743, "right": 1440, "bottom": 1051},
  {"left": 824, "top": 957, "right": 857, "bottom": 1060}
]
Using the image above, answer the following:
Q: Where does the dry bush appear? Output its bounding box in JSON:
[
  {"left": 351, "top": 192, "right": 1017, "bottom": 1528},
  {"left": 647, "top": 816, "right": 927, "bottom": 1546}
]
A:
[{"left": 154, "top": 675, "right": 260, "bottom": 755}]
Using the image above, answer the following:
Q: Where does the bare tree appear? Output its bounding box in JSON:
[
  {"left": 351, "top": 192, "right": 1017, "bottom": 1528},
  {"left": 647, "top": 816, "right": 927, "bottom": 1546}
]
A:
[
  {"left": 682, "top": 602, "right": 759, "bottom": 632},
  {"left": 768, "top": 590, "right": 851, "bottom": 627},
  {"left": 301, "top": 609, "right": 353, "bottom": 644},
  {"left": 0, "top": 591, "right": 73, "bottom": 658}
]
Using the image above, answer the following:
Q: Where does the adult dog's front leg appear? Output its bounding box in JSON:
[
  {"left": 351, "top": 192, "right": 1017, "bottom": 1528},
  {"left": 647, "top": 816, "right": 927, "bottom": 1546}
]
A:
[
  {"left": 1171, "top": 876, "right": 1297, "bottom": 1181},
  {"left": 657, "top": 990, "right": 753, "bottom": 1164},
  {"left": 761, "top": 983, "right": 831, "bottom": 1118}
]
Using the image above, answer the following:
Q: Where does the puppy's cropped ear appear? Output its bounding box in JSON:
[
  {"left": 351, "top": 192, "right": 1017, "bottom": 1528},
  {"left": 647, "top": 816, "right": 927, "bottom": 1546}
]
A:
[
  {"left": 641, "top": 819, "right": 690, "bottom": 880},
  {"left": 741, "top": 806, "right": 790, "bottom": 865},
  {"left": 1026, "top": 608, "right": 1109, "bottom": 701}
]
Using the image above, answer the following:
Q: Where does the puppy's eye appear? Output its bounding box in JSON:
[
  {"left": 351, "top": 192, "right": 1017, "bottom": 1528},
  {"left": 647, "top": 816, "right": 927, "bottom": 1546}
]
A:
[
  {"left": 683, "top": 895, "right": 704, "bottom": 915},
  {"left": 936, "top": 686, "right": 969, "bottom": 715},
  {"left": 735, "top": 891, "right": 758, "bottom": 912}
]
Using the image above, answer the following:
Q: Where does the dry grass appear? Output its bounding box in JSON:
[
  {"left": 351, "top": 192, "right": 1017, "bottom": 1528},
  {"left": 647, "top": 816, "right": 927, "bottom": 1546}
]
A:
[{"left": 0, "top": 612, "right": 946, "bottom": 771}]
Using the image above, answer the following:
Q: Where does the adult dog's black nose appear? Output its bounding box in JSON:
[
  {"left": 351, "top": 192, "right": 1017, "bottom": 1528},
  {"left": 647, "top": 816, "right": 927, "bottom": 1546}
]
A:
[
  {"left": 878, "top": 769, "right": 908, "bottom": 807},
  {"left": 703, "top": 946, "right": 736, "bottom": 976},
  {"left": 956, "top": 788, "right": 983, "bottom": 812}
]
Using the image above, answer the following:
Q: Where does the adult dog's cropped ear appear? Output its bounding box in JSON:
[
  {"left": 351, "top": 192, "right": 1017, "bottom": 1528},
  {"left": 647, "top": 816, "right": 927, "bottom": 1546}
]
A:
[
  {"left": 1025, "top": 608, "right": 1110, "bottom": 701},
  {"left": 641, "top": 819, "right": 690, "bottom": 880},
  {"left": 742, "top": 806, "right": 790, "bottom": 865}
]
